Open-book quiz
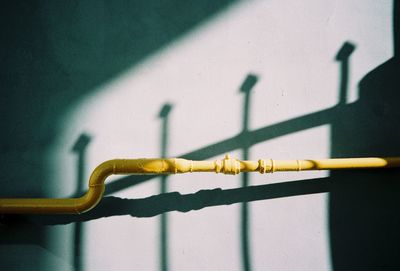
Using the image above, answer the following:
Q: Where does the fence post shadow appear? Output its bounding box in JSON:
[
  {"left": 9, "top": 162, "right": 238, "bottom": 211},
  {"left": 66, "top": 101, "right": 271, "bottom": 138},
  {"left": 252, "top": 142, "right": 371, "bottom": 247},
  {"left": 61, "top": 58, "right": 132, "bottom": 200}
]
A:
[
  {"left": 239, "top": 74, "right": 258, "bottom": 271},
  {"left": 71, "top": 133, "right": 91, "bottom": 271},
  {"left": 158, "top": 103, "right": 173, "bottom": 271}
]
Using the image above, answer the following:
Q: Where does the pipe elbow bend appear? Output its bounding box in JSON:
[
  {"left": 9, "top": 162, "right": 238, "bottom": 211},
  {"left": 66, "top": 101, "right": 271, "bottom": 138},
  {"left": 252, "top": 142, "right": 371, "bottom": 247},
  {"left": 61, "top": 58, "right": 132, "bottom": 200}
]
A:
[
  {"left": 75, "top": 160, "right": 115, "bottom": 213},
  {"left": 75, "top": 186, "right": 106, "bottom": 214}
]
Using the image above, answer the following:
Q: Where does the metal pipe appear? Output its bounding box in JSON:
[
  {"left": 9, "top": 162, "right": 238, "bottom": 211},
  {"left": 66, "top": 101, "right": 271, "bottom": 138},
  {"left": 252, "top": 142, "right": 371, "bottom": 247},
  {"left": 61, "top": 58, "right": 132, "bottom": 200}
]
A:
[{"left": 1, "top": 155, "right": 400, "bottom": 214}]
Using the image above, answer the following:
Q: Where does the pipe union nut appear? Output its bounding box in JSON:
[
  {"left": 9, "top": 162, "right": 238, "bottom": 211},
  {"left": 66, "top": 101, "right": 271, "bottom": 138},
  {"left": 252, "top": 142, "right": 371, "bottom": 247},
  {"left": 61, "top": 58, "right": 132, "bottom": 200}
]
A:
[{"left": 222, "top": 155, "right": 241, "bottom": 175}]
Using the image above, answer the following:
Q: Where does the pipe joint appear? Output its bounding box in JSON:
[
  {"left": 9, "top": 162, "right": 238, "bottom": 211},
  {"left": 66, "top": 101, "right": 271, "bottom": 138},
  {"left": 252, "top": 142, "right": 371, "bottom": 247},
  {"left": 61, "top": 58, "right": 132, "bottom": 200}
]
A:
[{"left": 221, "top": 155, "right": 241, "bottom": 175}]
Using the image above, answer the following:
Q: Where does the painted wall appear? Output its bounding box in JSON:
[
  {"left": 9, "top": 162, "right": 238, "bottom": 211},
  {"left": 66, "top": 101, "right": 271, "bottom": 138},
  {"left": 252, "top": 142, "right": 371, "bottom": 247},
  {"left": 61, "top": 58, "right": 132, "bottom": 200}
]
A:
[{"left": 1, "top": 1, "right": 398, "bottom": 270}]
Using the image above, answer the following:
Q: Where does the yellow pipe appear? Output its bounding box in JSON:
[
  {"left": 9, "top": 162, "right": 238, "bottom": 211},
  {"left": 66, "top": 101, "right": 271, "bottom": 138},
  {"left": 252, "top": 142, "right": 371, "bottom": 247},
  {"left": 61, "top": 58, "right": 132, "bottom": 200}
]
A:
[{"left": 1, "top": 155, "right": 400, "bottom": 214}]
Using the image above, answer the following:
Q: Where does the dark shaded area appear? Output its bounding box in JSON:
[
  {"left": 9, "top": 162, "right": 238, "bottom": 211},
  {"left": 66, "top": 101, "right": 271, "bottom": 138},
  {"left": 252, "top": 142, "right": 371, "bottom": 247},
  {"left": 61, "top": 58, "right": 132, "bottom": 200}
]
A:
[
  {"left": 328, "top": 2, "right": 400, "bottom": 269},
  {"left": 0, "top": 0, "right": 237, "bottom": 269},
  {"left": 0, "top": 0, "right": 237, "bottom": 197}
]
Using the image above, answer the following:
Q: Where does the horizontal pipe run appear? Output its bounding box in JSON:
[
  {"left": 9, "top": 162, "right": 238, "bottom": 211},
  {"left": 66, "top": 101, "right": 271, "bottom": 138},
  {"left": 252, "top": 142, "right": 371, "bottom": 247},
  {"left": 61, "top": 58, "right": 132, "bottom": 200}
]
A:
[{"left": 1, "top": 155, "right": 399, "bottom": 214}]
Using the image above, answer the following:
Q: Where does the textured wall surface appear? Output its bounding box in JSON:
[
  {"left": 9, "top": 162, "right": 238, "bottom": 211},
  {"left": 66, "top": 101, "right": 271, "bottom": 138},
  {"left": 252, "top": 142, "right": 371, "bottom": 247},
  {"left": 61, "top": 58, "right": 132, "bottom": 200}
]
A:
[{"left": 1, "top": 1, "right": 398, "bottom": 270}]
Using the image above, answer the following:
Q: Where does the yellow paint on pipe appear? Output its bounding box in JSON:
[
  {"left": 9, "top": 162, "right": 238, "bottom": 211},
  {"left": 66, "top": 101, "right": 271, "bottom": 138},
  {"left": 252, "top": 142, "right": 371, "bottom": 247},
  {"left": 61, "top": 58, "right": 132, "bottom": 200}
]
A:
[{"left": 1, "top": 155, "right": 400, "bottom": 214}]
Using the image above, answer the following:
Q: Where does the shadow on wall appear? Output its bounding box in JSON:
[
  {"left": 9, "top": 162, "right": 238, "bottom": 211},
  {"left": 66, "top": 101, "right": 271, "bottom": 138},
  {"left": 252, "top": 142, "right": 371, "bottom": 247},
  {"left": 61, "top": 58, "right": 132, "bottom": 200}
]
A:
[
  {"left": 0, "top": 0, "right": 238, "bottom": 270},
  {"left": 33, "top": 23, "right": 400, "bottom": 270},
  {"left": 0, "top": 0, "right": 237, "bottom": 196},
  {"left": 71, "top": 134, "right": 91, "bottom": 271},
  {"left": 158, "top": 103, "right": 173, "bottom": 271},
  {"left": 1, "top": 1, "right": 400, "bottom": 271},
  {"left": 328, "top": 2, "right": 400, "bottom": 269}
]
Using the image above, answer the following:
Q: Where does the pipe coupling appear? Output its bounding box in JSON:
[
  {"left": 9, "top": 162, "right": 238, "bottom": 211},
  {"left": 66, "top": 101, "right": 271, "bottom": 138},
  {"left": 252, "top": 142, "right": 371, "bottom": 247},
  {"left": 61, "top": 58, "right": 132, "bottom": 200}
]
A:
[{"left": 221, "top": 154, "right": 241, "bottom": 175}]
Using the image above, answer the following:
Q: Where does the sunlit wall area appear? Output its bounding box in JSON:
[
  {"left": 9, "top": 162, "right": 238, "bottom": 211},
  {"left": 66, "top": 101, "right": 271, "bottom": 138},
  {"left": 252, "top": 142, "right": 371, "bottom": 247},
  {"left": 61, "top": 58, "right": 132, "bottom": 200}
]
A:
[{"left": 0, "top": 0, "right": 394, "bottom": 270}]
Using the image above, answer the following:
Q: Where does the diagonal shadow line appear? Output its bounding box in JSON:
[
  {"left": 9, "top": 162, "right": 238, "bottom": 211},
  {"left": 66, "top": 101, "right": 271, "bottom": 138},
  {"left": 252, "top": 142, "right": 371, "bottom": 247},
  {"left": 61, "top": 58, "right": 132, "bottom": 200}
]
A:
[
  {"left": 105, "top": 104, "right": 348, "bottom": 195},
  {"left": 36, "top": 177, "right": 331, "bottom": 225}
]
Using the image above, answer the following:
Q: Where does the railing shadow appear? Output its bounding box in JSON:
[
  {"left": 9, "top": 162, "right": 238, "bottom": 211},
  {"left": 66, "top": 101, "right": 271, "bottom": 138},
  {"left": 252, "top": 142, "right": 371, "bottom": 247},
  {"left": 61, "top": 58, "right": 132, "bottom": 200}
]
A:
[
  {"left": 9, "top": 31, "right": 400, "bottom": 269},
  {"left": 2, "top": 2, "right": 400, "bottom": 271}
]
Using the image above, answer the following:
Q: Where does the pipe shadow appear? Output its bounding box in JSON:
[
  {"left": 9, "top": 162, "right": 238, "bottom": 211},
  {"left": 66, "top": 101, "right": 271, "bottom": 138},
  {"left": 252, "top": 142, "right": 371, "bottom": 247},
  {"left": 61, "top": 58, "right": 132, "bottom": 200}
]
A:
[{"left": 29, "top": 177, "right": 333, "bottom": 225}]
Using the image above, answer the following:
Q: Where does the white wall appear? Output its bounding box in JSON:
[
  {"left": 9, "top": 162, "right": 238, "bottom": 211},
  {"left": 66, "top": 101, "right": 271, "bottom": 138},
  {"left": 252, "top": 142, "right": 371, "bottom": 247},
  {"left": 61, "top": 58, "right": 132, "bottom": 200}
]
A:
[{"left": 46, "top": 0, "right": 393, "bottom": 270}]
